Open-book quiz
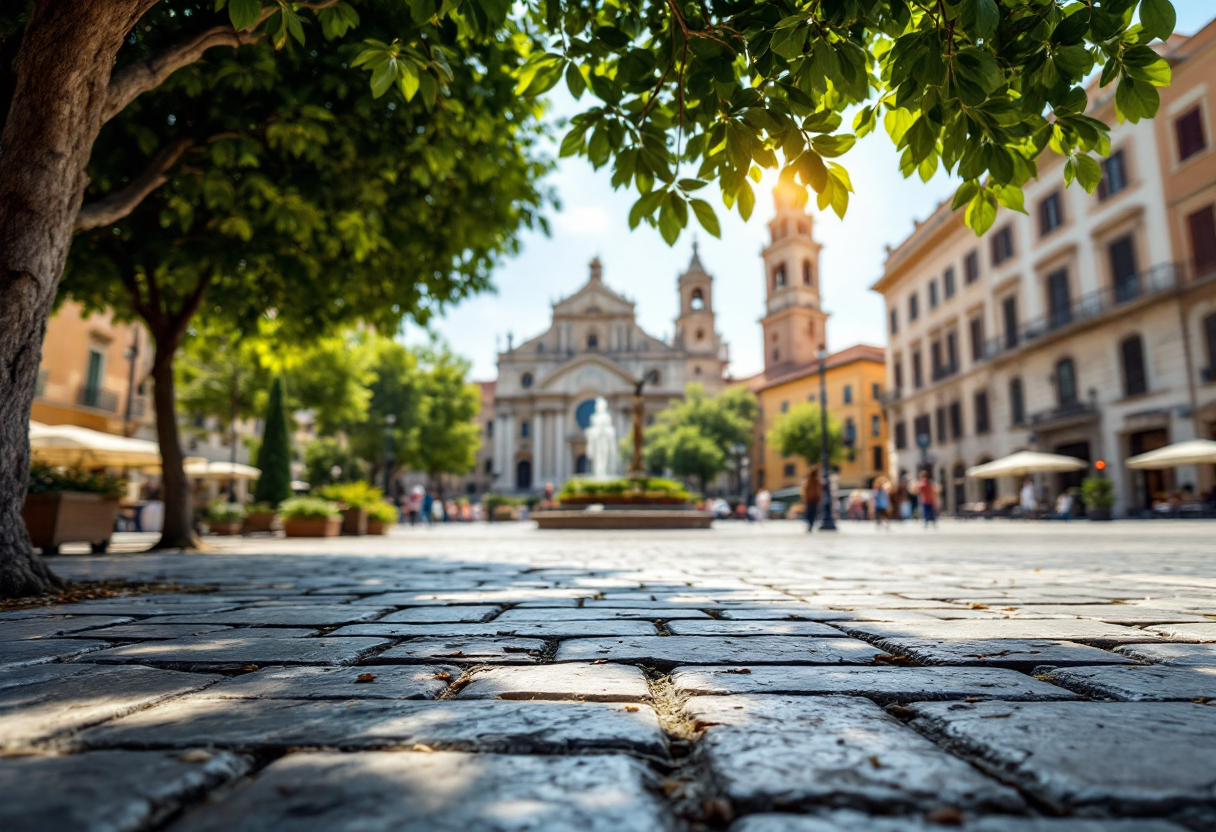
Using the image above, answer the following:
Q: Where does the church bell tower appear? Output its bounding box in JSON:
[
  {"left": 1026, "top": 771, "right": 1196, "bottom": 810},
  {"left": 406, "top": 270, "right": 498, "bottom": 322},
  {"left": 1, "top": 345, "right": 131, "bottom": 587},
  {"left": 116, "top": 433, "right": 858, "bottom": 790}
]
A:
[
  {"left": 760, "top": 188, "right": 828, "bottom": 375},
  {"left": 675, "top": 243, "right": 726, "bottom": 393}
]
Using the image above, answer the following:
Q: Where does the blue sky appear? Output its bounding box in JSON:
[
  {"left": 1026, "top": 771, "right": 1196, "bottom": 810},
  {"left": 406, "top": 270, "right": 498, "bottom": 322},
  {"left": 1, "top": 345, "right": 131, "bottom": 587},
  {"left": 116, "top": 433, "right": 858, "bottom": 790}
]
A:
[{"left": 409, "top": 3, "right": 1216, "bottom": 381}]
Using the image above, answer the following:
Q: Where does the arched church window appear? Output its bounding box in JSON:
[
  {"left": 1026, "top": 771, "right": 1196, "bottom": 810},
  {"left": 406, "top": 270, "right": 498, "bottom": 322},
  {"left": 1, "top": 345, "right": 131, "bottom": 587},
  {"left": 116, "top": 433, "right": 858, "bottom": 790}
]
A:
[
  {"left": 774, "top": 265, "right": 787, "bottom": 288},
  {"left": 646, "top": 369, "right": 661, "bottom": 385},
  {"left": 695, "top": 328, "right": 704, "bottom": 341},
  {"left": 690, "top": 289, "right": 704, "bottom": 311},
  {"left": 520, "top": 372, "right": 533, "bottom": 389},
  {"left": 586, "top": 332, "right": 599, "bottom": 350},
  {"left": 802, "top": 260, "right": 813, "bottom": 286}
]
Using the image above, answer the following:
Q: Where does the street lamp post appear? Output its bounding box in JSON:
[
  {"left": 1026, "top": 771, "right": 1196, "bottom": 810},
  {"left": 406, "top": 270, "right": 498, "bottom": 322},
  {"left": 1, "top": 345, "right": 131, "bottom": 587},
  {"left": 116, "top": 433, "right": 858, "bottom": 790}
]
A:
[
  {"left": 383, "top": 414, "right": 396, "bottom": 497},
  {"left": 817, "top": 347, "right": 837, "bottom": 531}
]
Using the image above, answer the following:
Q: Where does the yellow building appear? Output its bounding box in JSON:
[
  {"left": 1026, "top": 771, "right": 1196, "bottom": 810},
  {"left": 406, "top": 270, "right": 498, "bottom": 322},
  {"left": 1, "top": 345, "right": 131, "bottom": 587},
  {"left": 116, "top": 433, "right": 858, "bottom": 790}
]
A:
[
  {"left": 32, "top": 300, "right": 155, "bottom": 438},
  {"left": 736, "top": 190, "right": 888, "bottom": 494}
]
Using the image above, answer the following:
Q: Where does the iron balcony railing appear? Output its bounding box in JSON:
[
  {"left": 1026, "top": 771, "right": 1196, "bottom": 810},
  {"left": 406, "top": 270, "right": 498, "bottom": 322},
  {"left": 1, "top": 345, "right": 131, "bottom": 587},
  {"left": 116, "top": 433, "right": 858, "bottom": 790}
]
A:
[
  {"left": 78, "top": 385, "right": 119, "bottom": 412},
  {"left": 931, "top": 361, "right": 959, "bottom": 382},
  {"left": 1027, "top": 400, "right": 1099, "bottom": 428}
]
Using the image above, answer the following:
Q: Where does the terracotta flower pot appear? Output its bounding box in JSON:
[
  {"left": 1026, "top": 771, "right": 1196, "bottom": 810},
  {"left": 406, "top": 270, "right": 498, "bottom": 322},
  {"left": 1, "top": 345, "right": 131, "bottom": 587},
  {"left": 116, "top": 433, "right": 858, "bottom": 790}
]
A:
[
  {"left": 207, "top": 521, "right": 243, "bottom": 536},
  {"left": 367, "top": 518, "right": 389, "bottom": 535},
  {"left": 22, "top": 492, "right": 120, "bottom": 555},
  {"left": 283, "top": 516, "right": 341, "bottom": 537},
  {"left": 241, "top": 511, "right": 279, "bottom": 534},
  {"left": 340, "top": 507, "right": 368, "bottom": 536}
]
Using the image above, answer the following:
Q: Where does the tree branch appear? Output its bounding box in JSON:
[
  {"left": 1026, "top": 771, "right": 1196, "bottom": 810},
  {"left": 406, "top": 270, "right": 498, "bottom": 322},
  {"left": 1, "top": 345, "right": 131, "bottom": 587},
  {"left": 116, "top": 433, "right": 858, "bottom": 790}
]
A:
[
  {"left": 102, "top": 8, "right": 275, "bottom": 124},
  {"left": 74, "top": 136, "right": 193, "bottom": 233}
]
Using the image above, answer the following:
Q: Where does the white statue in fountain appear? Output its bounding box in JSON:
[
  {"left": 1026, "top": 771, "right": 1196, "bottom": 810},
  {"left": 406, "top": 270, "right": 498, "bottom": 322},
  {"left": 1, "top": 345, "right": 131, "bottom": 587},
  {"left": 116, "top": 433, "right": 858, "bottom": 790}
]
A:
[{"left": 584, "top": 396, "right": 620, "bottom": 480}]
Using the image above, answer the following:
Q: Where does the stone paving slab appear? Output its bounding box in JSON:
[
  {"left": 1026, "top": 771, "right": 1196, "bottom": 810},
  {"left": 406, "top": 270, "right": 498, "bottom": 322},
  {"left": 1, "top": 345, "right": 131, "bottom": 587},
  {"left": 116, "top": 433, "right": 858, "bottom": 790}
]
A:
[
  {"left": 376, "top": 605, "right": 500, "bottom": 623},
  {"left": 0, "top": 663, "right": 221, "bottom": 747},
  {"left": 842, "top": 619, "right": 1159, "bottom": 647},
  {"left": 718, "top": 607, "right": 856, "bottom": 621},
  {"left": 670, "top": 666, "right": 1078, "bottom": 703},
  {"left": 1042, "top": 665, "right": 1216, "bottom": 701},
  {"left": 141, "top": 605, "right": 393, "bottom": 627},
  {"left": 376, "top": 637, "right": 546, "bottom": 664},
  {"left": 331, "top": 620, "right": 658, "bottom": 638},
  {"left": 1013, "top": 605, "right": 1213, "bottom": 625},
  {"left": 667, "top": 620, "right": 844, "bottom": 637},
  {"left": 686, "top": 694, "right": 1024, "bottom": 813},
  {"left": 873, "top": 637, "right": 1138, "bottom": 671},
  {"left": 459, "top": 663, "right": 651, "bottom": 701},
  {"left": 79, "top": 698, "right": 666, "bottom": 755},
  {"left": 910, "top": 700, "right": 1216, "bottom": 817},
  {"left": 0, "top": 638, "right": 111, "bottom": 667},
  {"left": 77, "top": 636, "right": 390, "bottom": 668},
  {"left": 194, "top": 665, "right": 459, "bottom": 700},
  {"left": 0, "top": 615, "right": 135, "bottom": 640},
  {"left": 1116, "top": 642, "right": 1216, "bottom": 667},
  {"left": 353, "top": 589, "right": 590, "bottom": 606},
  {"left": 168, "top": 751, "right": 673, "bottom": 832},
  {"left": 1147, "top": 622, "right": 1216, "bottom": 642},
  {"left": 0, "top": 749, "right": 250, "bottom": 832},
  {"left": 554, "top": 636, "right": 879, "bottom": 668},
  {"left": 80, "top": 624, "right": 237, "bottom": 640},
  {"left": 729, "top": 811, "right": 1191, "bottom": 832},
  {"left": 493, "top": 607, "right": 714, "bottom": 621}
]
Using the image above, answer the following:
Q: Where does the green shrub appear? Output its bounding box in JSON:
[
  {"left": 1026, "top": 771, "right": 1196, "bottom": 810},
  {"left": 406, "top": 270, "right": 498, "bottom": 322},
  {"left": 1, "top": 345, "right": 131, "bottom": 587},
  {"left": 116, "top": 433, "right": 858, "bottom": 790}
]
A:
[
  {"left": 317, "top": 481, "right": 384, "bottom": 508},
  {"left": 1081, "top": 477, "right": 1115, "bottom": 509},
  {"left": 279, "top": 496, "right": 340, "bottom": 520},
  {"left": 27, "top": 462, "right": 125, "bottom": 498},
  {"left": 483, "top": 494, "right": 524, "bottom": 511},
  {"left": 556, "top": 476, "right": 691, "bottom": 503},
  {"left": 205, "top": 501, "right": 247, "bottom": 523},
  {"left": 254, "top": 376, "right": 293, "bottom": 506},
  {"left": 246, "top": 502, "right": 276, "bottom": 515},
  {"left": 365, "top": 501, "right": 398, "bottom": 524}
]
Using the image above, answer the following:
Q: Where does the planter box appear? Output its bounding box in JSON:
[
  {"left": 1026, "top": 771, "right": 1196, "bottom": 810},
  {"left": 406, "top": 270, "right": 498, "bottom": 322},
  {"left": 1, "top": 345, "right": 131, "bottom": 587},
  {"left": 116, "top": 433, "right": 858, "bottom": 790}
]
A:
[
  {"left": 207, "top": 521, "right": 243, "bottom": 536},
  {"left": 283, "top": 517, "right": 341, "bottom": 537},
  {"left": 22, "top": 492, "right": 120, "bottom": 555},
  {"left": 242, "top": 511, "right": 279, "bottom": 534},
  {"left": 561, "top": 495, "right": 688, "bottom": 506},
  {"left": 367, "top": 518, "right": 390, "bottom": 535},
  {"left": 341, "top": 507, "right": 368, "bottom": 536}
]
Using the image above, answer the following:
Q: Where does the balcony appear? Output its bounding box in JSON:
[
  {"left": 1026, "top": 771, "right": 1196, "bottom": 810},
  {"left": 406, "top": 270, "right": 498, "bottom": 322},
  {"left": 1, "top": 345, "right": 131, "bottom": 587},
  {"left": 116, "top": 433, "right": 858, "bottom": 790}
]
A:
[
  {"left": 77, "top": 385, "right": 119, "bottom": 413},
  {"left": 879, "top": 388, "right": 903, "bottom": 407},
  {"left": 1027, "top": 400, "right": 1098, "bottom": 430},
  {"left": 931, "top": 361, "right": 959, "bottom": 383}
]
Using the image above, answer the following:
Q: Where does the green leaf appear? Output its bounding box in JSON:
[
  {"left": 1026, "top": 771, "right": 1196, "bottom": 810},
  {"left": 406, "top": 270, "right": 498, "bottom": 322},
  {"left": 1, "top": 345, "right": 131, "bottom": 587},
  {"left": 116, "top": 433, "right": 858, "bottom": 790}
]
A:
[
  {"left": 992, "top": 184, "right": 1026, "bottom": 214},
  {"left": 398, "top": 63, "right": 420, "bottom": 102},
  {"left": 629, "top": 191, "right": 664, "bottom": 230},
  {"left": 811, "top": 134, "right": 856, "bottom": 158},
  {"left": 370, "top": 59, "right": 397, "bottom": 98},
  {"left": 228, "top": 0, "right": 261, "bottom": 31},
  {"left": 951, "top": 181, "right": 980, "bottom": 211},
  {"left": 1074, "top": 154, "right": 1103, "bottom": 193},
  {"left": 566, "top": 64, "right": 586, "bottom": 99},
  {"left": 974, "top": 0, "right": 999, "bottom": 40},
  {"left": 690, "top": 199, "right": 721, "bottom": 238},
  {"left": 737, "top": 181, "right": 755, "bottom": 221},
  {"left": 1139, "top": 0, "right": 1176, "bottom": 41},
  {"left": 965, "top": 189, "right": 998, "bottom": 235},
  {"left": 679, "top": 179, "right": 708, "bottom": 191}
]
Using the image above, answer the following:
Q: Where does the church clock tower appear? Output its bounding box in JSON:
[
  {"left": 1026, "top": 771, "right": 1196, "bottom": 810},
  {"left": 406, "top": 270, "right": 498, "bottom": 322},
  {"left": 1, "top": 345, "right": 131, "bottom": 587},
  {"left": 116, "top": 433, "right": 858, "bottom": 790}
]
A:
[
  {"left": 760, "top": 189, "right": 828, "bottom": 375},
  {"left": 675, "top": 243, "right": 727, "bottom": 393}
]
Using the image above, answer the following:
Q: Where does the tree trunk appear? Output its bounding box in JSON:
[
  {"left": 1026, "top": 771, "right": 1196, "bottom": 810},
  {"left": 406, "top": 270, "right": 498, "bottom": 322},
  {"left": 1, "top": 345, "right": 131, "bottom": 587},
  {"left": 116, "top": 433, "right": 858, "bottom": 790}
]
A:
[
  {"left": 0, "top": 0, "right": 151, "bottom": 598},
  {"left": 149, "top": 340, "right": 199, "bottom": 550}
]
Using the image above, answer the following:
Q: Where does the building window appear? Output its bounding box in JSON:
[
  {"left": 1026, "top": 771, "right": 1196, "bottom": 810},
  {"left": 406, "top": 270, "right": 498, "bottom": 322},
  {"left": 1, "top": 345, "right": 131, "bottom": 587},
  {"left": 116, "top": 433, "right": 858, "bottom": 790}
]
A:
[
  {"left": 1098, "top": 150, "right": 1127, "bottom": 200},
  {"left": 889, "top": 308, "right": 898, "bottom": 335},
  {"left": 991, "top": 226, "right": 1014, "bottom": 265},
  {"left": 943, "top": 267, "right": 956, "bottom": 299},
  {"left": 928, "top": 278, "right": 939, "bottom": 309},
  {"left": 783, "top": 462, "right": 796, "bottom": 477},
  {"left": 844, "top": 417, "right": 856, "bottom": 447},
  {"left": 586, "top": 333, "right": 598, "bottom": 350},
  {"left": 973, "top": 390, "right": 990, "bottom": 434},
  {"left": 912, "top": 350, "right": 923, "bottom": 389},
  {"left": 1204, "top": 313, "right": 1216, "bottom": 377},
  {"left": 909, "top": 292, "right": 919, "bottom": 321},
  {"left": 893, "top": 357, "right": 903, "bottom": 391},
  {"left": 1176, "top": 107, "right": 1207, "bottom": 162},
  {"left": 871, "top": 414, "right": 881, "bottom": 437},
  {"left": 964, "top": 250, "right": 980, "bottom": 284},
  {"left": 484, "top": 459, "right": 493, "bottom": 474},
  {"left": 895, "top": 421, "right": 908, "bottom": 450},
  {"left": 802, "top": 260, "right": 813, "bottom": 286},
  {"left": 935, "top": 406, "right": 946, "bottom": 443},
  {"left": 520, "top": 420, "right": 530, "bottom": 438},
  {"left": 946, "top": 330, "right": 958, "bottom": 372},
  {"left": 1002, "top": 295, "right": 1019, "bottom": 349},
  {"left": 520, "top": 372, "right": 533, "bottom": 389},
  {"left": 969, "top": 315, "right": 985, "bottom": 362},
  {"left": 774, "top": 264, "right": 787, "bottom": 288},
  {"left": 872, "top": 445, "right": 883, "bottom": 471},
  {"left": 486, "top": 420, "right": 494, "bottom": 438},
  {"left": 871, "top": 382, "right": 881, "bottom": 400},
  {"left": 1046, "top": 268, "right": 1072, "bottom": 329},
  {"left": 1121, "top": 335, "right": 1148, "bottom": 397},
  {"left": 914, "top": 414, "right": 932, "bottom": 447},
  {"left": 1110, "top": 235, "right": 1139, "bottom": 303},
  {"left": 843, "top": 385, "right": 853, "bottom": 404},
  {"left": 930, "top": 339, "right": 943, "bottom": 378},
  {"left": 949, "top": 402, "right": 962, "bottom": 439},
  {"left": 1055, "top": 358, "right": 1078, "bottom": 406},
  {"left": 1188, "top": 205, "right": 1216, "bottom": 275},
  {"left": 1039, "top": 191, "right": 1064, "bottom": 236},
  {"left": 690, "top": 289, "right": 705, "bottom": 311},
  {"left": 1010, "top": 377, "right": 1025, "bottom": 425}
]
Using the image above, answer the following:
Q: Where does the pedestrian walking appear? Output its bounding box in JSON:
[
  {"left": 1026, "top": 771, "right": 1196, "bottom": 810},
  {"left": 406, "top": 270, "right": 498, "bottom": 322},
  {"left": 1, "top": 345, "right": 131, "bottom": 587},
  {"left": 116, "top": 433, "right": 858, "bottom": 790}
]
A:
[
  {"left": 917, "top": 470, "right": 939, "bottom": 528},
  {"left": 754, "top": 488, "right": 772, "bottom": 522},
  {"left": 422, "top": 489, "right": 434, "bottom": 526},
  {"left": 801, "top": 468, "right": 821, "bottom": 532},
  {"left": 407, "top": 486, "right": 424, "bottom": 526},
  {"left": 1020, "top": 478, "right": 1038, "bottom": 519},
  {"left": 873, "top": 476, "right": 891, "bottom": 529},
  {"left": 1055, "top": 491, "right": 1073, "bottom": 521}
]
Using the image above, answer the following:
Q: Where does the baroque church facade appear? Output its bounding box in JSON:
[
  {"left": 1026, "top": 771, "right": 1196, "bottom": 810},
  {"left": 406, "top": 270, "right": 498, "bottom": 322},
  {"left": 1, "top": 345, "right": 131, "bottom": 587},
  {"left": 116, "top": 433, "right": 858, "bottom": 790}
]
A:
[{"left": 492, "top": 252, "right": 728, "bottom": 492}]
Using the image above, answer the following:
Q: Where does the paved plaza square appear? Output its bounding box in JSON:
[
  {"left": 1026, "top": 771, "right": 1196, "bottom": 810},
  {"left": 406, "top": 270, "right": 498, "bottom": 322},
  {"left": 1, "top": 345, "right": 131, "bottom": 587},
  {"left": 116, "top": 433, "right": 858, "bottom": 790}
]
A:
[{"left": 2, "top": 520, "right": 1216, "bottom": 831}]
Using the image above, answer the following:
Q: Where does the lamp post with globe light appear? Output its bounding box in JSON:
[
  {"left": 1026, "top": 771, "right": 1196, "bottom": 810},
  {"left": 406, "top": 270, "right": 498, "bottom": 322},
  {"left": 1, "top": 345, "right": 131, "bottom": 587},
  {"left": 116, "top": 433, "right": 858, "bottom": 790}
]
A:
[{"left": 817, "top": 346, "right": 837, "bottom": 531}]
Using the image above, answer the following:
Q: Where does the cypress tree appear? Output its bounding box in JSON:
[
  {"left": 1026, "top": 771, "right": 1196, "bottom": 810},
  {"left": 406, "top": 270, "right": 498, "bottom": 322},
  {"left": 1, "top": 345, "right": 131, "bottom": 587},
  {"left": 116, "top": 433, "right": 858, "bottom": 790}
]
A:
[{"left": 254, "top": 377, "right": 293, "bottom": 506}]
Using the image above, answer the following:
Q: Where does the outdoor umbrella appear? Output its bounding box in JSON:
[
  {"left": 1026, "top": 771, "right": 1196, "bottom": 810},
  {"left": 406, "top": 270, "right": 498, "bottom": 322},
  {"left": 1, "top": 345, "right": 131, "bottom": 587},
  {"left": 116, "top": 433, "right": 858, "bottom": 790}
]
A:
[
  {"left": 29, "top": 423, "right": 163, "bottom": 468},
  {"left": 185, "top": 460, "right": 261, "bottom": 480},
  {"left": 1126, "top": 439, "right": 1216, "bottom": 470},
  {"left": 966, "top": 451, "right": 1088, "bottom": 480}
]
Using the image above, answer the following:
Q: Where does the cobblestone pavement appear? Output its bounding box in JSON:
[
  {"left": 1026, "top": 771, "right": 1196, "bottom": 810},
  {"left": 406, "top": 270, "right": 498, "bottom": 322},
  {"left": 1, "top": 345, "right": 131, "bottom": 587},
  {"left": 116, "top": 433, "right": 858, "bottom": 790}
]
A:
[{"left": 3, "top": 520, "right": 1216, "bottom": 832}]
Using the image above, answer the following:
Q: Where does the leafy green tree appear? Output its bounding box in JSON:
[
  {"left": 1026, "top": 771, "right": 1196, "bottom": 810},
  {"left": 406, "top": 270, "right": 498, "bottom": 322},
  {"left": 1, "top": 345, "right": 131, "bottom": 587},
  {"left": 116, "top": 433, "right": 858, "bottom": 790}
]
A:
[
  {"left": 0, "top": 0, "right": 1181, "bottom": 592},
  {"left": 303, "top": 437, "right": 368, "bottom": 489},
  {"left": 657, "top": 425, "right": 726, "bottom": 493},
  {"left": 412, "top": 342, "right": 481, "bottom": 493},
  {"left": 643, "top": 383, "right": 757, "bottom": 470},
  {"left": 768, "top": 403, "right": 844, "bottom": 470},
  {"left": 343, "top": 336, "right": 423, "bottom": 480},
  {"left": 253, "top": 377, "right": 293, "bottom": 507}
]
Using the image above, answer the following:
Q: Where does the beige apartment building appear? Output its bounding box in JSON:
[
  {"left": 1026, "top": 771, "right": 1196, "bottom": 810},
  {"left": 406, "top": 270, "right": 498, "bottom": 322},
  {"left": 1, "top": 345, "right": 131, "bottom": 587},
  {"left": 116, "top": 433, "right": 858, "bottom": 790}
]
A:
[{"left": 874, "top": 21, "right": 1216, "bottom": 517}]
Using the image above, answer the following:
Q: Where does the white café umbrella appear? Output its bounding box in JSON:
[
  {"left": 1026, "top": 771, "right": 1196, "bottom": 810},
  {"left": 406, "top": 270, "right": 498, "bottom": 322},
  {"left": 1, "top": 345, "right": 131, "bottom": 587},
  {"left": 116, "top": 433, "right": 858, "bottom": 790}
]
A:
[
  {"left": 1126, "top": 439, "right": 1216, "bottom": 470},
  {"left": 29, "top": 423, "right": 163, "bottom": 468},
  {"left": 966, "top": 451, "right": 1088, "bottom": 480},
  {"left": 185, "top": 460, "right": 261, "bottom": 480}
]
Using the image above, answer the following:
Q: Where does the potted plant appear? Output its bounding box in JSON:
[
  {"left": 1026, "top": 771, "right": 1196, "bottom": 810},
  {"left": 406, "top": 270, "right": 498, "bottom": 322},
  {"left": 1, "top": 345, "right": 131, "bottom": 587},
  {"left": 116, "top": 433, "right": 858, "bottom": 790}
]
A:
[
  {"left": 204, "top": 501, "right": 246, "bottom": 535},
  {"left": 1081, "top": 477, "right": 1115, "bottom": 521},
  {"left": 318, "top": 481, "right": 385, "bottom": 535},
  {"left": 280, "top": 496, "right": 341, "bottom": 537},
  {"left": 366, "top": 501, "right": 398, "bottom": 535},
  {"left": 23, "top": 462, "right": 125, "bottom": 555},
  {"left": 242, "top": 501, "right": 280, "bottom": 533}
]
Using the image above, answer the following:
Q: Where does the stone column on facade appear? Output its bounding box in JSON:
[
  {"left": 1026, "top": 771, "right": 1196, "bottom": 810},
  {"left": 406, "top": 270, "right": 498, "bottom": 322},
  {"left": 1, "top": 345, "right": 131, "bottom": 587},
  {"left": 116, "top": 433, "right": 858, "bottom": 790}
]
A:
[
  {"left": 503, "top": 412, "right": 515, "bottom": 491},
  {"left": 534, "top": 411, "right": 546, "bottom": 486},
  {"left": 555, "top": 409, "right": 566, "bottom": 485}
]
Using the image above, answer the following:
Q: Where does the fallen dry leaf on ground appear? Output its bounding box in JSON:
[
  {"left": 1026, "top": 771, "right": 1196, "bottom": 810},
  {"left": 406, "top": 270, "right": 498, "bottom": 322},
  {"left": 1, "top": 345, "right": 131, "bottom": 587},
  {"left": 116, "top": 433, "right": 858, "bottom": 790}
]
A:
[{"left": 355, "top": 673, "right": 376, "bottom": 683}]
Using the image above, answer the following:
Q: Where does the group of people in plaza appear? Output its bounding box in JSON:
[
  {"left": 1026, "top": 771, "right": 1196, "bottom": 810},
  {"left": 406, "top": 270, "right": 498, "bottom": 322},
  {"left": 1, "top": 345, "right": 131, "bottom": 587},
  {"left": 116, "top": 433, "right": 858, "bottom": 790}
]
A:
[
  {"left": 400, "top": 485, "right": 482, "bottom": 525},
  {"left": 799, "top": 468, "right": 940, "bottom": 531}
]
